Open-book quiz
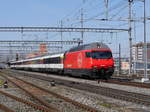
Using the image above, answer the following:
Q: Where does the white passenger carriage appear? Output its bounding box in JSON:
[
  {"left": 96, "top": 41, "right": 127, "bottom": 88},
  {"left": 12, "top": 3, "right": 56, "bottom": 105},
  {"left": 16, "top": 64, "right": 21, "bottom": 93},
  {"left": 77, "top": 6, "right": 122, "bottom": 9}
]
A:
[{"left": 10, "top": 53, "right": 64, "bottom": 73}]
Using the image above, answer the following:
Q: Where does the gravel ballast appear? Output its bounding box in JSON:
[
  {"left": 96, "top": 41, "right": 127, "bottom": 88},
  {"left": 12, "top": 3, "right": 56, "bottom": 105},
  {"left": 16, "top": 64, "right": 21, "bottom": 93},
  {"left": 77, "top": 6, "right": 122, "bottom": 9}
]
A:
[{"left": 10, "top": 71, "right": 150, "bottom": 112}]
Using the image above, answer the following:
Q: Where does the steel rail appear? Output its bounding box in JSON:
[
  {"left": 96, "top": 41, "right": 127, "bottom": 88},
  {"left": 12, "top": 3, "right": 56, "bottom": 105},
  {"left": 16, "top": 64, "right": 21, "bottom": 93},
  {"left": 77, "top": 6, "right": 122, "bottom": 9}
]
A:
[
  {"left": 98, "top": 79, "right": 150, "bottom": 89},
  {"left": 10, "top": 70, "right": 150, "bottom": 106},
  {"left": 0, "top": 90, "right": 51, "bottom": 112},
  {"left": 0, "top": 104, "right": 14, "bottom": 112},
  {"left": 0, "top": 73, "right": 59, "bottom": 112},
  {"left": 2, "top": 71, "right": 100, "bottom": 112}
]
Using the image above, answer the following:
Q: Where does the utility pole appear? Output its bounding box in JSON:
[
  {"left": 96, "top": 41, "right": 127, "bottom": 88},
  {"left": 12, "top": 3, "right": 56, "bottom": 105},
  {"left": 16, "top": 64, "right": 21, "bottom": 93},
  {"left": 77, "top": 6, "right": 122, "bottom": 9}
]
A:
[
  {"left": 128, "top": 0, "right": 133, "bottom": 75},
  {"left": 142, "top": 0, "right": 149, "bottom": 82},
  {"left": 21, "top": 28, "right": 25, "bottom": 59},
  {"left": 81, "top": 8, "right": 84, "bottom": 44},
  {"left": 16, "top": 53, "right": 19, "bottom": 61},
  {"left": 104, "top": 0, "right": 109, "bottom": 20},
  {"left": 9, "top": 43, "right": 13, "bottom": 60},
  {"left": 80, "top": 0, "right": 85, "bottom": 44},
  {"left": 60, "top": 20, "right": 63, "bottom": 52},
  {"left": 133, "top": 11, "right": 137, "bottom": 75},
  {"left": 119, "top": 43, "right": 121, "bottom": 75}
]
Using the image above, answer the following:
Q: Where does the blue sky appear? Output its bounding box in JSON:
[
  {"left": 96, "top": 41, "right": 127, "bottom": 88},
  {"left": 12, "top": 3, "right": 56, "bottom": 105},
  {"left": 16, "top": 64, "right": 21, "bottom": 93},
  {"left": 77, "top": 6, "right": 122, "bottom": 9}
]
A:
[
  {"left": 0, "top": 0, "right": 149, "bottom": 58},
  {"left": 0, "top": 0, "right": 81, "bottom": 26}
]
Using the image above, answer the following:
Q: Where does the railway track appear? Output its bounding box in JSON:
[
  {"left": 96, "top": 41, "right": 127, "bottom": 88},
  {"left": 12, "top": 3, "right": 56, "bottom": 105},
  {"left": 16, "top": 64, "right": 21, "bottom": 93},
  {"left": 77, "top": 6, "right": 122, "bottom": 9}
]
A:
[
  {"left": 0, "top": 70, "right": 99, "bottom": 112},
  {"left": 0, "top": 74, "right": 59, "bottom": 112},
  {"left": 97, "top": 78, "right": 150, "bottom": 89},
  {"left": 6, "top": 70, "right": 150, "bottom": 106},
  {"left": 0, "top": 90, "right": 50, "bottom": 112},
  {"left": 0, "top": 103, "right": 14, "bottom": 112},
  {"left": 112, "top": 74, "right": 150, "bottom": 80}
]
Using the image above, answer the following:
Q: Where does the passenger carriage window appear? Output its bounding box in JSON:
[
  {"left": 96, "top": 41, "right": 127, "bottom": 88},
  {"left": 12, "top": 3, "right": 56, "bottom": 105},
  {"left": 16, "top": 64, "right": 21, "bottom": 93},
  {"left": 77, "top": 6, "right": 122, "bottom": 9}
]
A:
[
  {"left": 43, "top": 58, "right": 50, "bottom": 64},
  {"left": 43, "top": 57, "right": 61, "bottom": 64},
  {"left": 47, "top": 58, "right": 51, "bottom": 64}
]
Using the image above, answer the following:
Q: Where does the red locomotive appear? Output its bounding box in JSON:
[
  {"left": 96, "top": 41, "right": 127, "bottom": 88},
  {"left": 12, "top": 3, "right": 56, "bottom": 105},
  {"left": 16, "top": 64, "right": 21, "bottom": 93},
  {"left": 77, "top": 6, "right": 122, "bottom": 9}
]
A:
[
  {"left": 64, "top": 42, "right": 114, "bottom": 79},
  {"left": 10, "top": 42, "right": 114, "bottom": 79}
]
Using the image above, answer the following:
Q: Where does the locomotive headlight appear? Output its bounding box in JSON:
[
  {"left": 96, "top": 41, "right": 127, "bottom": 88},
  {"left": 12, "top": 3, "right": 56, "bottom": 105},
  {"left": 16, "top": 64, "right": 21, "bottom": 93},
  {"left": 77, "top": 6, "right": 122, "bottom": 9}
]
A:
[
  {"left": 108, "top": 65, "right": 113, "bottom": 68},
  {"left": 93, "top": 66, "right": 98, "bottom": 68}
]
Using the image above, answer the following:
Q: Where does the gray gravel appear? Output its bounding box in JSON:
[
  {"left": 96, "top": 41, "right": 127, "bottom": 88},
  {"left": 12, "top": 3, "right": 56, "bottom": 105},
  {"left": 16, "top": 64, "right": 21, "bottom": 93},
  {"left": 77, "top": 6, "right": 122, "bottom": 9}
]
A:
[
  {"left": 9, "top": 70, "right": 150, "bottom": 112},
  {"left": 0, "top": 75, "right": 43, "bottom": 112},
  {"left": 9, "top": 75, "right": 86, "bottom": 112},
  {"left": 17, "top": 70, "right": 150, "bottom": 96},
  {"left": 18, "top": 75, "right": 116, "bottom": 112},
  {"left": 0, "top": 88, "right": 38, "bottom": 112}
]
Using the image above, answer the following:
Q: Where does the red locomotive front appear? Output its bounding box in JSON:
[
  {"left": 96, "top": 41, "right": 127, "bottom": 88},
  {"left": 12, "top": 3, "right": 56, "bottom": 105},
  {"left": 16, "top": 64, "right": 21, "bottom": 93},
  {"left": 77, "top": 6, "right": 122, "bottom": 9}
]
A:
[{"left": 64, "top": 42, "right": 114, "bottom": 79}]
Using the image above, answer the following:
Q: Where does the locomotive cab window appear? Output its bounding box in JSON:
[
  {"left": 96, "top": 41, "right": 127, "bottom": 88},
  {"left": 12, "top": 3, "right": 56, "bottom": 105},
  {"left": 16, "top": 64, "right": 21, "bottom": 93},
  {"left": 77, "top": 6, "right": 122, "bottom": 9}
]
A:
[
  {"left": 86, "top": 52, "right": 91, "bottom": 57},
  {"left": 92, "top": 51, "right": 112, "bottom": 59},
  {"left": 86, "top": 51, "right": 112, "bottom": 59}
]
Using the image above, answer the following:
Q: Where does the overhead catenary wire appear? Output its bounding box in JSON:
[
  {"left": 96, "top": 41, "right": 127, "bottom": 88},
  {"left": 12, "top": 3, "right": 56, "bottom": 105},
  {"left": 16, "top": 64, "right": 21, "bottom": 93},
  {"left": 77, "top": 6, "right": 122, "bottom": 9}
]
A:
[{"left": 68, "top": 0, "right": 129, "bottom": 27}]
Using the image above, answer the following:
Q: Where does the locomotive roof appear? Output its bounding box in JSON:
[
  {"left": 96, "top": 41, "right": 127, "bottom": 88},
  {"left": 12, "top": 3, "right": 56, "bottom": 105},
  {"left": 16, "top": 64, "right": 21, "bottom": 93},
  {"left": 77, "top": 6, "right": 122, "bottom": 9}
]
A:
[{"left": 68, "top": 42, "right": 110, "bottom": 52}]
